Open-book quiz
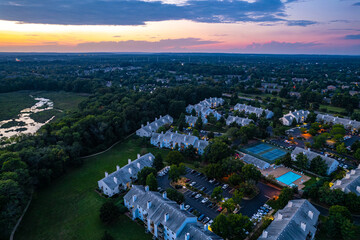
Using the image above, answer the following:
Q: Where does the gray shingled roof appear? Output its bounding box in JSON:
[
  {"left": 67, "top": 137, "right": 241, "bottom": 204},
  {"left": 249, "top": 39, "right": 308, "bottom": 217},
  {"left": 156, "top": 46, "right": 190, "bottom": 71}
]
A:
[
  {"left": 185, "top": 115, "right": 198, "bottom": 126},
  {"left": 317, "top": 114, "right": 360, "bottom": 129},
  {"left": 234, "top": 103, "right": 272, "bottom": 116},
  {"left": 331, "top": 165, "right": 360, "bottom": 196},
  {"left": 226, "top": 116, "right": 253, "bottom": 126},
  {"left": 241, "top": 154, "right": 270, "bottom": 169},
  {"left": 291, "top": 147, "right": 337, "bottom": 170},
  {"left": 259, "top": 199, "right": 320, "bottom": 240},
  {"left": 178, "top": 222, "right": 223, "bottom": 240},
  {"left": 137, "top": 115, "right": 173, "bottom": 135},
  {"left": 99, "top": 153, "right": 154, "bottom": 190},
  {"left": 125, "top": 185, "right": 196, "bottom": 234}
]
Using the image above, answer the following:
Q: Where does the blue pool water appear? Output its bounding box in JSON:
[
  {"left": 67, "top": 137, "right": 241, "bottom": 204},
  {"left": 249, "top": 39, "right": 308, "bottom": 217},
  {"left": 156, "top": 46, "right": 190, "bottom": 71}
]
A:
[{"left": 276, "top": 172, "right": 301, "bottom": 186}]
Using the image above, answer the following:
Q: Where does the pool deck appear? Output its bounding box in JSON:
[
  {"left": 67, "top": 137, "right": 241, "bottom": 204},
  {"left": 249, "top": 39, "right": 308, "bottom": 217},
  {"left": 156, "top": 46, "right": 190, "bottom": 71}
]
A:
[{"left": 260, "top": 166, "right": 310, "bottom": 190}]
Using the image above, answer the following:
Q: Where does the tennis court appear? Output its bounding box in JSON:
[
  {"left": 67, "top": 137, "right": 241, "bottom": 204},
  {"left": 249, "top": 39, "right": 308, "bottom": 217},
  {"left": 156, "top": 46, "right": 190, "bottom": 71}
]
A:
[
  {"left": 261, "top": 149, "right": 287, "bottom": 161},
  {"left": 243, "top": 142, "right": 288, "bottom": 163},
  {"left": 246, "top": 143, "right": 272, "bottom": 154}
]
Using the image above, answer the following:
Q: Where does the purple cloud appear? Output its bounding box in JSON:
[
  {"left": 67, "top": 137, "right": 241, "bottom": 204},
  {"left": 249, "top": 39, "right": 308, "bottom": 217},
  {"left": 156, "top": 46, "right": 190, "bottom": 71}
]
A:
[{"left": 345, "top": 34, "right": 360, "bottom": 40}]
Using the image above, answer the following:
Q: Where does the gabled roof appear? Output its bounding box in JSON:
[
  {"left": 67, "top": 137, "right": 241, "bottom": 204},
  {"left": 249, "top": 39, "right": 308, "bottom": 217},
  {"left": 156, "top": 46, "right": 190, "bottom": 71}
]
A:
[
  {"left": 316, "top": 114, "right": 360, "bottom": 129},
  {"left": 259, "top": 199, "right": 320, "bottom": 240},
  {"left": 99, "top": 153, "right": 154, "bottom": 190},
  {"left": 226, "top": 116, "right": 253, "bottom": 126},
  {"left": 291, "top": 147, "right": 338, "bottom": 170},
  {"left": 234, "top": 103, "right": 272, "bottom": 116},
  {"left": 178, "top": 222, "right": 223, "bottom": 240},
  {"left": 185, "top": 115, "right": 198, "bottom": 125},
  {"left": 331, "top": 165, "right": 360, "bottom": 196},
  {"left": 124, "top": 185, "right": 196, "bottom": 234},
  {"left": 137, "top": 115, "right": 173, "bottom": 134},
  {"left": 241, "top": 154, "right": 269, "bottom": 169}
]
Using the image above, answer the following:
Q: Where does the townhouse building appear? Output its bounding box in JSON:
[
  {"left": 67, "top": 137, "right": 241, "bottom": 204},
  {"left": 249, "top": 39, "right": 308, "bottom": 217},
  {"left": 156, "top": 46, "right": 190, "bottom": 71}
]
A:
[
  {"left": 136, "top": 115, "right": 173, "bottom": 137},
  {"left": 233, "top": 103, "right": 274, "bottom": 119}
]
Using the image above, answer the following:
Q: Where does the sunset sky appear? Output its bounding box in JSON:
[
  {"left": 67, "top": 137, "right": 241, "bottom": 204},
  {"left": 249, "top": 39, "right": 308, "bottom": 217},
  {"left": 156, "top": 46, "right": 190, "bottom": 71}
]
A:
[{"left": 0, "top": 0, "right": 359, "bottom": 54}]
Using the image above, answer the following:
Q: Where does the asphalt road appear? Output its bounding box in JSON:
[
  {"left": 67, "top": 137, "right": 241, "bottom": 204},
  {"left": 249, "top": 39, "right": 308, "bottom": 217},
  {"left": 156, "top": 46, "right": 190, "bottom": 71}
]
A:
[{"left": 157, "top": 167, "right": 281, "bottom": 219}]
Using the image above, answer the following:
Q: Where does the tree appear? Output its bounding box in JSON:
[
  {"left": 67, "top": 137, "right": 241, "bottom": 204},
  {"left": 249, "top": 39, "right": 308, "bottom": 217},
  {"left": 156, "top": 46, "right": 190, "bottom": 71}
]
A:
[
  {"left": 153, "top": 153, "right": 164, "bottom": 171},
  {"left": 177, "top": 113, "right": 186, "bottom": 131},
  {"left": 212, "top": 214, "right": 252, "bottom": 240},
  {"left": 137, "top": 167, "right": 157, "bottom": 185},
  {"left": 211, "top": 186, "right": 223, "bottom": 202},
  {"left": 232, "top": 189, "right": 243, "bottom": 206},
  {"left": 195, "top": 116, "right": 203, "bottom": 130},
  {"left": 168, "top": 164, "right": 186, "bottom": 182},
  {"left": 205, "top": 139, "right": 231, "bottom": 163},
  {"left": 101, "top": 231, "right": 115, "bottom": 240},
  {"left": 205, "top": 163, "right": 223, "bottom": 179},
  {"left": 295, "top": 153, "right": 309, "bottom": 170},
  {"left": 310, "top": 156, "right": 328, "bottom": 176},
  {"left": 207, "top": 131, "right": 215, "bottom": 139},
  {"left": 276, "top": 187, "right": 293, "bottom": 209},
  {"left": 325, "top": 205, "right": 354, "bottom": 240},
  {"left": 99, "top": 201, "right": 120, "bottom": 224},
  {"left": 276, "top": 152, "right": 292, "bottom": 167},
  {"left": 193, "top": 129, "right": 199, "bottom": 137},
  {"left": 307, "top": 112, "right": 317, "bottom": 123},
  {"left": 336, "top": 143, "right": 347, "bottom": 155},
  {"left": 146, "top": 173, "right": 158, "bottom": 191},
  {"left": 228, "top": 174, "right": 243, "bottom": 186},
  {"left": 223, "top": 198, "right": 236, "bottom": 212},
  {"left": 166, "top": 188, "right": 184, "bottom": 203},
  {"left": 166, "top": 151, "right": 184, "bottom": 166},
  {"left": 242, "top": 164, "right": 261, "bottom": 183}
]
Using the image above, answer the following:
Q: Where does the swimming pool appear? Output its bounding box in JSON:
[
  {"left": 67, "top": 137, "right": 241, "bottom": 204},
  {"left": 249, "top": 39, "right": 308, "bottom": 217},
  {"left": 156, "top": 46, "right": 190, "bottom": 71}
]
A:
[{"left": 276, "top": 172, "right": 301, "bottom": 186}]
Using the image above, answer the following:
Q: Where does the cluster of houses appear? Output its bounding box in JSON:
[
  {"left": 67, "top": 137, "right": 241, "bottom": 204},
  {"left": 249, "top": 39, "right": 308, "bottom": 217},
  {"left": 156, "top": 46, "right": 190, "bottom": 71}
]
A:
[
  {"left": 316, "top": 114, "right": 360, "bottom": 130},
  {"left": 124, "top": 185, "right": 223, "bottom": 240},
  {"left": 291, "top": 147, "right": 339, "bottom": 175},
  {"left": 97, "top": 153, "right": 155, "bottom": 197},
  {"left": 259, "top": 199, "right": 320, "bottom": 240},
  {"left": 136, "top": 115, "right": 174, "bottom": 137},
  {"left": 331, "top": 164, "right": 360, "bottom": 196},
  {"left": 234, "top": 103, "right": 274, "bottom": 119},
  {"left": 185, "top": 97, "right": 224, "bottom": 124},
  {"left": 280, "top": 110, "right": 310, "bottom": 126},
  {"left": 151, "top": 131, "right": 209, "bottom": 155},
  {"left": 226, "top": 116, "right": 253, "bottom": 126}
]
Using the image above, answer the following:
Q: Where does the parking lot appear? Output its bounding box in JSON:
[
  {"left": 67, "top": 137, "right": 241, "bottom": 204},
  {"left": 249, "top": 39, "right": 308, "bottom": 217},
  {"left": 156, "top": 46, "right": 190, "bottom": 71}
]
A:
[{"left": 157, "top": 167, "right": 281, "bottom": 222}]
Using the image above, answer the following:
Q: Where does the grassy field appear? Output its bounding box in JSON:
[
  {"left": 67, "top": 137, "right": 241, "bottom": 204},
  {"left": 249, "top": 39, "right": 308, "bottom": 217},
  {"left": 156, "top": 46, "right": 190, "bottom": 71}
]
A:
[
  {"left": 15, "top": 137, "right": 169, "bottom": 240},
  {"left": 0, "top": 91, "right": 88, "bottom": 121}
]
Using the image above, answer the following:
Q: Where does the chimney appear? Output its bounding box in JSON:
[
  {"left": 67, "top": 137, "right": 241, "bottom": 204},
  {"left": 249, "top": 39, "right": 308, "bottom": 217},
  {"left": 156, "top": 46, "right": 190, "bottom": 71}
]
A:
[
  {"left": 185, "top": 233, "right": 190, "bottom": 240},
  {"left": 113, "top": 177, "right": 118, "bottom": 184},
  {"left": 141, "top": 124, "right": 144, "bottom": 128},
  {"left": 105, "top": 172, "right": 108, "bottom": 177},
  {"left": 128, "top": 168, "right": 132, "bottom": 175},
  {"left": 301, "top": 222, "right": 306, "bottom": 231},
  {"left": 133, "top": 195, "right": 137, "bottom": 202},
  {"left": 162, "top": 191, "right": 167, "bottom": 199},
  {"left": 335, "top": 180, "right": 342, "bottom": 185},
  {"left": 350, "top": 170, "right": 356, "bottom": 175},
  {"left": 164, "top": 213, "right": 169, "bottom": 222},
  {"left": 137, "top": 154, "right": 141, "bottom": 159},
  {"left": 155, "top": 117, "right": 158, "bottom": 121},
  {"left": 147, "top": 121, "right": 150, "bottom": 125},
  {"left": 137, "top": 162, "right": 141, "bottom": 169},
  {"left": 128, "top": 159, "right": 132, "bottom": 164},
  {"left": 261, "top": 231, "right": 268, "bottom": 238},
  {"left": 180, "top": 203, "right": 185, "bottom": 210},
  {"left": 308, "top": 211, "right": 314, "bottom": 219},
  {"left": 345, "top": 174, "right": 350, "bottom": 179},
  {"left": 287, "top": 201, "right": 293, "bottom": 208},
  {"left": 356, "top": 186, "right": 360, "bottom": 193},
  {"left": 308, "top": 148, "right": 311, "bottom": 152},
  {"left": 147, "top": 201, "right": 151, "bottom": 209},
  {"left": 145, "top": 185, "right": 149, "bottom": 192},
  {"left": 116, "top": 165, "right": 120, "bottom": 171},
  {"left": 277, "top": 213, "right": 283, "bottom": 220}
]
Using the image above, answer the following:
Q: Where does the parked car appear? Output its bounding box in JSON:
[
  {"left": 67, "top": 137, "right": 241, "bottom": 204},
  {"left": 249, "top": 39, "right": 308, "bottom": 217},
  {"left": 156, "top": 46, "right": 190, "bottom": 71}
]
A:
[
  {"left": 191, "top": 192, "right": 197, "bottom": 198},
  {"left": 209, "top": 179, "right": 216, "bottom": 183},
  {"left": 200, "top": 187, "right": 206, "bottom": 192},
  {"left": 189, "top": 207, "right": 194, "bottom": 213},
  {"left": 233, "top": 208, "right": 239, "bottom": 214},
  {"left": 190, "top": 182, "right": 196, "bottom": 187},
  {"left": 184, "top": 205, "right": 190, "bottom": 211},
  {"left": 217, "top": 207, "right": 223, "bottom": 212},
  {"left": 195, "top": 194, "right": 202, "bottom": 199},
  {"left": 201, "top": 198, "right": 209, "bottom": 204},
  {"left": 198, "top": 214, "right": 205, "bottom": 221},
  {"left": 203, "top": 217, "right": 210, "bottom": 224},
  {"left": 222, "top": 184, "right": 229, "bottom": 190},
  {"left": 209, "top": 220, "right": 213, "bottom": 225}
]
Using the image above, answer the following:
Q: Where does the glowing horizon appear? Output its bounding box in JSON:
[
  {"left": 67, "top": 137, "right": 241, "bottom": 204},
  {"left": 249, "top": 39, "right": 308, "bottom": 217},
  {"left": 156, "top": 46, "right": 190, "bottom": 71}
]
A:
[{"left": 0, "top": 0, "right": 359, "bottom": 55}]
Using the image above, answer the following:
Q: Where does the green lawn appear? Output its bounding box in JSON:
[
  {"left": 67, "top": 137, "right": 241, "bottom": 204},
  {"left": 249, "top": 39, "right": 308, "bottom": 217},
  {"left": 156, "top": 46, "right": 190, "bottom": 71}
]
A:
[
  {"left": 0, "top": 91, "right": 88, "bottom": 121},
  {"left": 15, "top": 137, "right": 169, "bottom": 240}
]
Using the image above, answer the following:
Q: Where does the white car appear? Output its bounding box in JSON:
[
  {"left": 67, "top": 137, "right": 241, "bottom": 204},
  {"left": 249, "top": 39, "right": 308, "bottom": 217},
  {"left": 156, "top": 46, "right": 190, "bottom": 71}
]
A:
[
  {"left": 190, "top": 182, "right": 196, "bottom": 187},
  {"left": 201, "top": 198, "right": 209, "bottom": 204},
  {"left": 195, "top": 194, "right": 202, "bottom": 199},
  {"left": 222, "top": 184, "right": 229, "bottom": 190},
  {"left": 184, "top": 205, "right": 190, "bottom": 211},
  {"left": 209, "top": 179, "right": 216, "bottom": 183}
]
